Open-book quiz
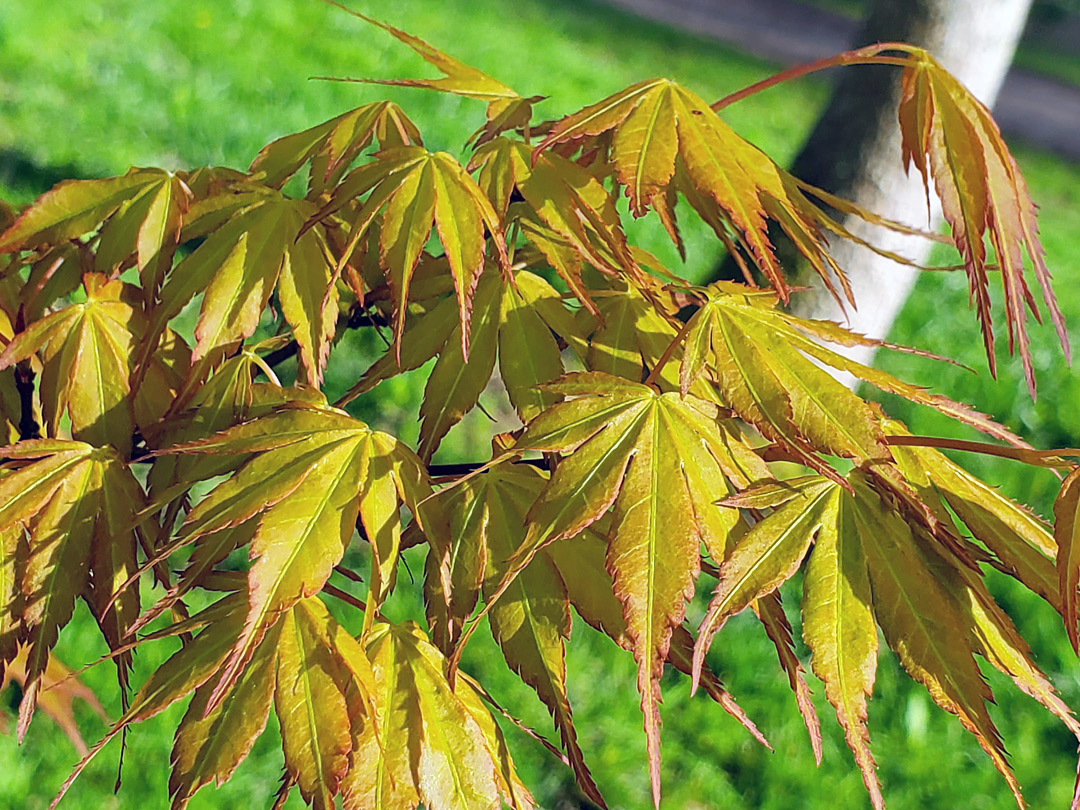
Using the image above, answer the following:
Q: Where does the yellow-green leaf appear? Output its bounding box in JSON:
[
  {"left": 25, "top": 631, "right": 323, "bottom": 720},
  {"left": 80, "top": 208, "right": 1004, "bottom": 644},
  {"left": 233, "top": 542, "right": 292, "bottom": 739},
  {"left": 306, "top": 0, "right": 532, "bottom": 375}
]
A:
[
  {"left": 694, "top": 479, "right": 835, "bottom": 681},
  {"left": 1054, "top": 467, "right": 1080, "bottom": 651},
  {"left": 160, "top": 407, "right": 435, "bottom": 710},
  {"left": 0, "top": 279, "right": 138, "bottom": 455},
  {"left": 276, "top": 599, "right": 352, "bottom": 809},
  {"left": 250, "top": 101, "right": 421, "bottom": 192},
  {"left": 0, "top": 441, "right": 144, "bottom": 736},
  {"left": 898, "top": 49, "right": 1068, "bottom": 395},
  {"left": 169, "top": 616, "right": 280, "bottom": 810},
  {"left": 515, "top": 373, "right": 749, "bottom": 807},
  {"left": 802, "top": 485, "right": 882, "bottom": 809},
  {"left": 345, "top": 621, "right": 512, "bottom": 810},
  {"left": 440, "top": 464, "right": 605, "bottom": 806},
  {"left": 0, "top": 170, "right": 171, "bottom": 255},
  {"left": 852, "top": 474, "right": 1020, "bottom": 806},
  {"left": 536, "top": 82, "right": 848, "bottom": 301},
  {"left": 318, "top": 147, "right": 509, "bottom": 359}
]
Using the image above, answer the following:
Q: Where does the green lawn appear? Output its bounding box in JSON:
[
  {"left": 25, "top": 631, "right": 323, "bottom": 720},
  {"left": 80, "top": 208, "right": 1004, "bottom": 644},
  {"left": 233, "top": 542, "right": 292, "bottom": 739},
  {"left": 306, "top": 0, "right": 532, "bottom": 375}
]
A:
[{"left": 2, "top": 1, "right": 1080, "bottom": 809}]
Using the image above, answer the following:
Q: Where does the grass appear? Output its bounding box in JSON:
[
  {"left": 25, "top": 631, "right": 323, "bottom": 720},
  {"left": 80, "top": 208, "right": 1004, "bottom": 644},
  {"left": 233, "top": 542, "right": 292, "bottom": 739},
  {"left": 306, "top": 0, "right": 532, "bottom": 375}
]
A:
[{"left": 2, "top": 1, "right": 1080, "bottom": 809}]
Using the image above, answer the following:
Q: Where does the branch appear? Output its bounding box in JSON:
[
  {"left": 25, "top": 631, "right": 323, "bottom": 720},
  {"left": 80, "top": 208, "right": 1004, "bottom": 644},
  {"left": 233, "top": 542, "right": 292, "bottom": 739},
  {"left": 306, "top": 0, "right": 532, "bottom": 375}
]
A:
[
  {"left": 262, "top": 307, "right": 390, "bottom": 371},
  {"left": 14, "top": 361, "right": 40, "bottom": 440},
  {"left": 428, "top": 458, "right": 548, "bottom": 477}
]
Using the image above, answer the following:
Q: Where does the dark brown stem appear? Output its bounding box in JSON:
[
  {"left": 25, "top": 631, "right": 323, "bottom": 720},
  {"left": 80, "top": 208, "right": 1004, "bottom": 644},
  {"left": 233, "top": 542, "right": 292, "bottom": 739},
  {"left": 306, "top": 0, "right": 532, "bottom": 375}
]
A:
[
  {"left": 14, "top": 361, "right": 41, "bottom": 440},
  {"left": 260, "top": 339, "right": 299, "bottom": 370},
  {"left": 261, "top": 307, "right": 391, "bottom": 372},
  {"left": 428, "top": 458, "right": 548, "bottom": 477}
]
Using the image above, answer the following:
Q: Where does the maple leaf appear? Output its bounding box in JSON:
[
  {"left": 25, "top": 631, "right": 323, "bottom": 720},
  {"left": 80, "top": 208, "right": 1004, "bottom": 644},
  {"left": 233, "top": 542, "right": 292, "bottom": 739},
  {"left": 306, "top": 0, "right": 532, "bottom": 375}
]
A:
[
  {"left": 140, "top": 192, "right": 338, "bottom": 389},
  {"left": 674, "top": 282, "right": 1025, "bottom": 487},
  {"left": 250, "top": 101, "right": 422, "bottom": 194},
  {"left": 0, "top": 168, "right": 191, "bottom": 296},
  {"left": 896, "top": 47, "right": 1069, "bottom": 395},
  {"left": 0, "top": 439, "right": 144, "bottom": 740},
  {"left": 0, "top": 273, "right": 189, "bottom": 456},
  {"left": 274, "top": 597, "right": 356, "bottom": 809},
  {"left": 578, "top": 279, "right": 682, "bottom": 385},
  {"left": 326, "top": 4, "right": 530, "bottom": 148},
  {"left": 428, "top": 463, "right": 605, "bottom": 807},
  {"left": 920, "top": 524, "right": 1080, "bottom": 741},
  {"left": 55, "top": 592, "right": 379, "bottom": 810},
  {"left": 694, "top": 477, "right": 836, "bottom": 662},
  {"left": 690, "top": 477, "right": 831, "bottom": 762},
  {"left": 887, "top": 423, "right": 1060, "bottom": 612},
  {"left": 531, "top": 80, "right": 850, "bottom": 303},
  {"left": 344, "top": 620, "right": 534, "bottom": 810},
  {"left": 170, "top": 614, "right": 281, "bottom": 809},
  {"left": 503, "top": 372, "right": 759, "bottom": 808},
  {"left": 343, "top": 267, "right": 578, "bottom": 459},
  {"left": 544, "top": 518, "right": 772, "bottom": 749},
  {"left": 314, "top": 146, "right": 510, "bottom": 359},
  {"left": 49, "top": 592, "right": 252, "bottom": 807},
  {"left": 695, "top": 471, "right": 1057, "bottom": 808},
  {"left": 801, "top": 479, "right": 881, "bottom": 805},
  {"left": 852, "top": 474, "right": 1021, "bottom": 807},
  {"left": 157, "top": 404, "right": 444, "bottom": 711},
  {"left": 133, "top": 351, "right": 327, "bottom": 633},
  {"left": 0, "top": 276, "right": 140, "bottom": 456}
]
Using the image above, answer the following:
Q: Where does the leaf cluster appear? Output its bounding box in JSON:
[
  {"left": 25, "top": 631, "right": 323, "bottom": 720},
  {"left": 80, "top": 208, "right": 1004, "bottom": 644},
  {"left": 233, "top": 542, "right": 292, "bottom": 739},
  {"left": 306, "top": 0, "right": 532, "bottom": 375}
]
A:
[{"left": 0, "top": 12, "right": 1076, "bottom": 810}]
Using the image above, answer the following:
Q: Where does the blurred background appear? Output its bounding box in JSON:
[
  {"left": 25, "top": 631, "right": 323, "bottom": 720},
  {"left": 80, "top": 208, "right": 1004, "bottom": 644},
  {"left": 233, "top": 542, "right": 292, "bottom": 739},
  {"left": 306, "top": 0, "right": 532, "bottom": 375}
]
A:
[{"left": 2, "top": 0, "right": 1080, "bottom": 807}]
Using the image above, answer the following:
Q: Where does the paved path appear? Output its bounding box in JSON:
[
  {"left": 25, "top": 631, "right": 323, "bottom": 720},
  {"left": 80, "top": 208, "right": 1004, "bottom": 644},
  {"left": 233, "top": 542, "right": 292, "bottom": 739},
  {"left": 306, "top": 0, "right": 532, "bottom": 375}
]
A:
[{"left": 601, "top": 0, "right": 1080, "bottom": 162}]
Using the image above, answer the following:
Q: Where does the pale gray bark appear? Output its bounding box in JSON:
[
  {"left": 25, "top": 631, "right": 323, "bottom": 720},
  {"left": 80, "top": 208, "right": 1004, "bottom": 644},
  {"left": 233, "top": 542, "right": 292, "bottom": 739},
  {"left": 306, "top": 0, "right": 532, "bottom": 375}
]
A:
[{"left": 788, "top": 0, "right": 1033, "bottom": 370}]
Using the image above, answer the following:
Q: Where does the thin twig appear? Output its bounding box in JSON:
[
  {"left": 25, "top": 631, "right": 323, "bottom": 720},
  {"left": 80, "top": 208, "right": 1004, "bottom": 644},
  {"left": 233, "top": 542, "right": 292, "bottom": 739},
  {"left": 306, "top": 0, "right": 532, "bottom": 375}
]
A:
[
  {"left": 710, "top": 43, "right": 916, "bottom": 111},
  {"left": 885, "top": 434, "right": 1080, "bottom": 469},
  {"left": 322, "top": 582, "right": 368, "bottom": 613}
]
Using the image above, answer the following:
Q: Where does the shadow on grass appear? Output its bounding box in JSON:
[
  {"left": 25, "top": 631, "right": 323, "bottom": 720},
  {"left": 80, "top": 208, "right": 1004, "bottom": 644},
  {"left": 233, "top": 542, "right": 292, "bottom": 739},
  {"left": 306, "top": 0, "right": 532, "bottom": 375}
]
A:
[{"left": 0, "top": 148, "right": 92, "bottom": 202}]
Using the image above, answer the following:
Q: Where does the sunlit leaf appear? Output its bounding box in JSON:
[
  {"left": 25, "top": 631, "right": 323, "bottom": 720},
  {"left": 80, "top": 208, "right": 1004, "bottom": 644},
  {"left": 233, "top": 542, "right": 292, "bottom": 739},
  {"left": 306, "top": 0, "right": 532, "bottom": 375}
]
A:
[
  {"left": 433, "top": 464, "right": 605, "bottom": 806},
  {"left": 250, "top": 101, "right": 421, "bottom": 193},
  {"left": 801, "top": 484, "right": 882, "bottom": 807},
  {"left": 0, "top": 277, "right": 139, "bottom": 456},
  {"left": 316, "top": 146, "right": 509, "bottom": 358},
  {"left": 534, "top": 81, "right": 848, "bottom": 302},
  {"left": 513, "top": 372, "right": 749, "bottom": 806},
  {"left": 0, "top": 170, "right": 182, "bottom": 261},
  {"left": 275, "top": 599, "right": 352, "bottom": 809},
  {"left": 159, "top": 406, "right": 440, "bottom": 711},
  {"left": 897, "top": 48, "right": 1069, "bottom": 394},
  {"left": 0, "top": 440, "right": 144, "bottom": 737},
  {"left": 344, "top": 621, "right": 530, "bottom": 810}
]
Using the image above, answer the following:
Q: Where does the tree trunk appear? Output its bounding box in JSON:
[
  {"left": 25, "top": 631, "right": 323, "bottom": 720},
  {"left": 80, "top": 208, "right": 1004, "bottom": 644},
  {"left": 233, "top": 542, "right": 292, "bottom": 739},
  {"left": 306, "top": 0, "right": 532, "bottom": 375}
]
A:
[{"left": 781, "top": 0, "right": 1032, "bottom": 367}]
